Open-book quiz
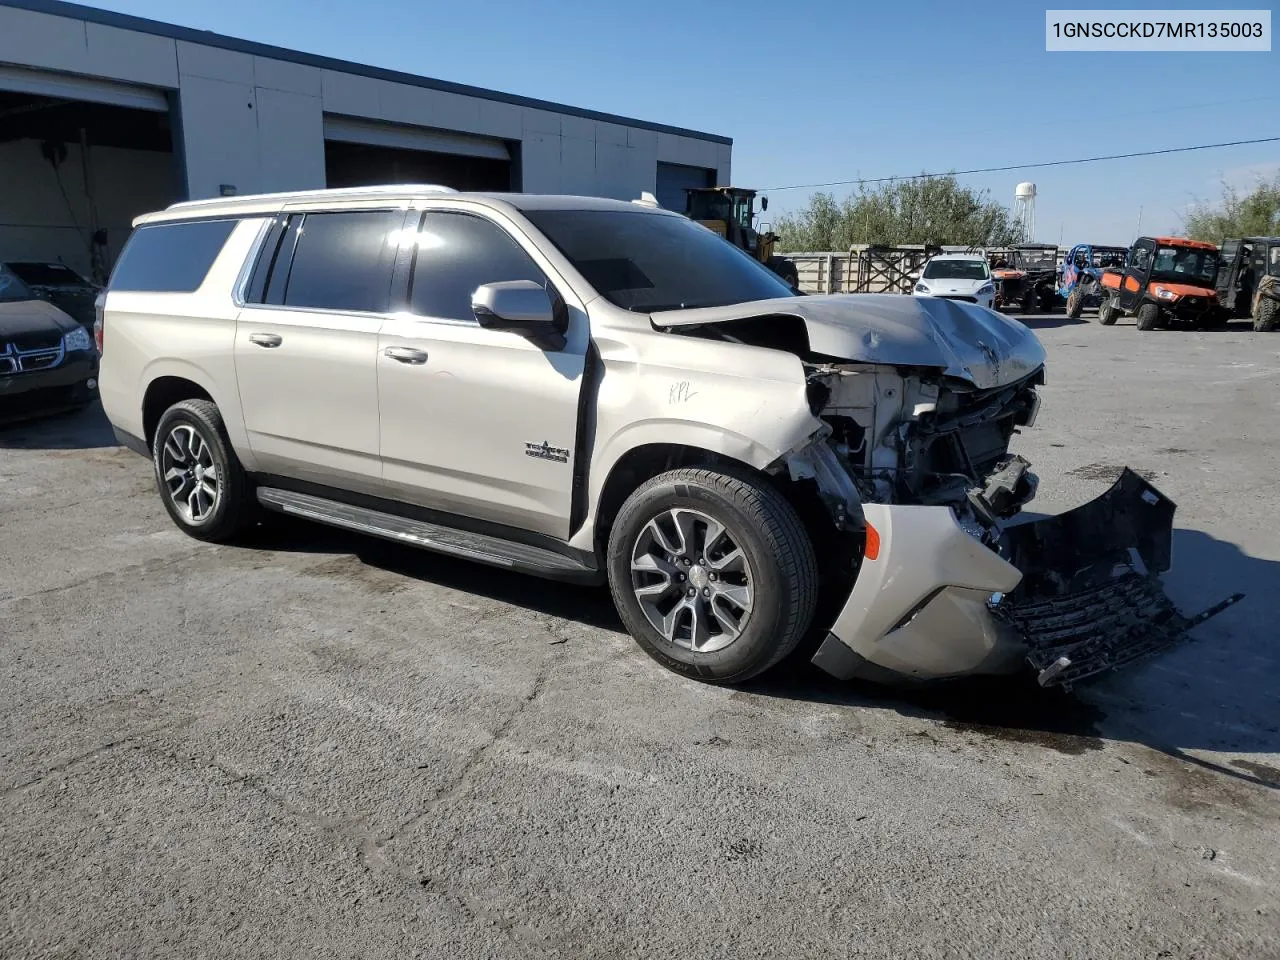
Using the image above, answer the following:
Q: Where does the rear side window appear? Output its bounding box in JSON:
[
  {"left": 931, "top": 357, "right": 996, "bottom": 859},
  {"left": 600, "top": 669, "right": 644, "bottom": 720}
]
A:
[
  {"left": 281, "top": 210, "right": 402, "bottom": 313},
  {"left": 110, "top": 220, "right": 238, "bottom": 292},
  {"left": 409, "top": 212, "right": 546, "bottom": 322}
]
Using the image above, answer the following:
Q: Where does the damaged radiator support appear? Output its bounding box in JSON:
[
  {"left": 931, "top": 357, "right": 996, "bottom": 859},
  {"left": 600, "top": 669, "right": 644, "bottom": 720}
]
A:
[{"left": 993, "top": 468, "right": 1244, "bottom": 689}]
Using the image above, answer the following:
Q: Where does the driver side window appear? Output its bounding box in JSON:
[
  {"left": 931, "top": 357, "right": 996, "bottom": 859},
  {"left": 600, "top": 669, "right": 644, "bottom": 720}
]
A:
[
  {"left": 1130, "top": 243, "right": 1153, "bottom": 273},
  {"left": 409, "top": 211, "right": 548, "bottom": 323}
]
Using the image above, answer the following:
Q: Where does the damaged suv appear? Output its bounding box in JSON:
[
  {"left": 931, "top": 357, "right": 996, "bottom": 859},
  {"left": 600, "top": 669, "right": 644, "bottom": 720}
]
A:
[{"left": 99, "top": 187, "right": 1232, "bottom": 690}]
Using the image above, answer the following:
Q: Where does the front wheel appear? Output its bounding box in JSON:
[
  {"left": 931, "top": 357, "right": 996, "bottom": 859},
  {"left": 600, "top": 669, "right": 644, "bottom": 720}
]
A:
[
  {"left": 1255, "top": 297, "right": 1279, "bottom": 332},
  {"left": 1135, "top": 302, "right": 1161, "bottom": 331},
  {"left": 152, "top": 399, "right": 257, "bottom": 542},
  {"left": 1097, "top": 297, "right": 1119, "bottom": 326},
  {"left": 1066, "top": 288, "right": 1084, "bottom": 319},
  {"left": 607, "top": 467, "right": 818, "bottom": 684}
]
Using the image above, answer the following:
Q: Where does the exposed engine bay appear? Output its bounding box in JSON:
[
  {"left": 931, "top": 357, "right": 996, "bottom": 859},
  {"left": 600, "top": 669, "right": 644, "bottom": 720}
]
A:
[
  {"left": 653, "top": 294, "right": 1242, "bottom": 690},
  {"left": 802, "top": 362, "right": 1042, "bottom": 521},
  {"left": 795, "top": 361, "right": 1241, "bottom": 688}
]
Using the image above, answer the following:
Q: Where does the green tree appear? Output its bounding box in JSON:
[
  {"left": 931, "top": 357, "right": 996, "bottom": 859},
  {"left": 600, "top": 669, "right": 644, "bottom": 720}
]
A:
[
  {"left": 1183, "top": 174, "right": 1280, "bottom": 241},
  {"left": 775, "top": 176, "right": 1025, "bottom": 251}
]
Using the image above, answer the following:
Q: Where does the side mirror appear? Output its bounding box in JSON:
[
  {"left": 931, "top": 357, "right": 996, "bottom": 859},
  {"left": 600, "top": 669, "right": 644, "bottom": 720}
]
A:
[
  {"left": 471, "top": 280, "right": 567, "bottom": 351},
  {"left": 761, "top": 196, "right": 769, "bottom": 211}
]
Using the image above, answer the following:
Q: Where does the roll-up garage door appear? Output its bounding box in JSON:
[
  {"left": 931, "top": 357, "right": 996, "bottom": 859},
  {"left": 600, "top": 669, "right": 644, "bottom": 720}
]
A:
[
  {"left": 655, "top": 162, "right": 715, "bottom": 214},
  {"left": 0, "top": 64, "right": 168, "bottom": 112},
  {"left": 323, "top": 116, "right": 513, "bottom": 191},
  {"left": 0, "top": 66, "right": 176, "bottom": 285}
]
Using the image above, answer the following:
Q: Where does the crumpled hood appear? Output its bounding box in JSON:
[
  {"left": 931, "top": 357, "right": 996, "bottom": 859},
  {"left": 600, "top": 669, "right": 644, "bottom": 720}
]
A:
[
  {"left": 651, "top": 294, "right": 1046, "bottom": 389},
  {"left": 0, "top": 298, "right": 79, "bottom": 338}
]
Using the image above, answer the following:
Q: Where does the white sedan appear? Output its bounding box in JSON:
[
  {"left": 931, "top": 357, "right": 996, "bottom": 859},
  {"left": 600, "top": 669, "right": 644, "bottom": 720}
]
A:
[{"left": 913, "top": 254, "right": 996, "bottom": 309}]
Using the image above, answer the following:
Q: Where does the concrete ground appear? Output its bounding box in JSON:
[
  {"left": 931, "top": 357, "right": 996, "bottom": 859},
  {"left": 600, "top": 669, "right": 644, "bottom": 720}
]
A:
[{"left": 2, "top": 310, "right": 1278, "bottom": 959}]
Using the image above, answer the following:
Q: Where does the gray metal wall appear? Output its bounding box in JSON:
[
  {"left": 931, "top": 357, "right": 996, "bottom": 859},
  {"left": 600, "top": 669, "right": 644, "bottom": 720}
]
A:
[{"left": 0, "top": 1, "right": 732, "bottom": 203}]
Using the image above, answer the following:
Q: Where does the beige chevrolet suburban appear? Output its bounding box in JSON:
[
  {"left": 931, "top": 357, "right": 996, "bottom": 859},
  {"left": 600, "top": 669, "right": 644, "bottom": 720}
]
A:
[{"left": 99, "top": 186, "right": 1233, "bottom": 689}]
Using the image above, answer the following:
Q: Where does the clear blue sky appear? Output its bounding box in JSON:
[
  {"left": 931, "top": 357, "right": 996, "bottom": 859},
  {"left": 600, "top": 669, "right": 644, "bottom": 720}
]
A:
[{"left": 89, "top": 0, "right": 1277, "bottom": 245}]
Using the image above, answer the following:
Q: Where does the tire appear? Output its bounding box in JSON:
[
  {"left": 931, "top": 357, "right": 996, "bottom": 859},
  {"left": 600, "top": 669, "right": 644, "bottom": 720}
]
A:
[
  {"left": 606, "top": 466, "right": 818, "bottom": 684},
  {"left": 1065, "top": 288, "right": 1084, "bottom": 319},
  {"left": 771, "top": 257, "right": 799, "bottom": 289},
  {"left": 1135, "top": 302, "right": 1161, "bottom": 331},
  {"left": 152, "top": 399, "right": 256, "bottom": 543},
  {"left": 1097, "top": 297, "right": 1119, "bottom": 326},
  {"left": 1255, "top": 297, "right": 1280, "bottom": 332},
  {"left": 1021, "top": 289, "right": 1037, "bottom": 314}
]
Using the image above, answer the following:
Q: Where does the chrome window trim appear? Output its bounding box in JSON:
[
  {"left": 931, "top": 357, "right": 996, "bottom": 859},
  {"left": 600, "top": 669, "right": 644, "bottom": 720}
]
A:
[{"left": 231, "top": 218, "right": 274, "bottom": 308}]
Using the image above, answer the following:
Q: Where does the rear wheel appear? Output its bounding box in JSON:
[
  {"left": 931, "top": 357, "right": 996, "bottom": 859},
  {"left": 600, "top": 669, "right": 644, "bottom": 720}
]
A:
[
  {"left": 1066, "top": 288, "right": 1084, "bottom": 319},
  {"left": 1021, "top": 289, "right": 1037, "bottom": 313},
  {"left": 152, "top": 399, "right": 256, "bottom": 542},
  {"left": 1135, "top": 302, "right": 1161, "bottom": 331},
  {"left": 1097, "top": 297, "right": 1119, "bottom": 326},
  {"left": 769, "top": 257, "right": 799, "bottom": 289},
  {"left": 1254, "top": 297, "right": 1279, "bottom": 332},
  {"left": 607, "top": 467, "right": 818, "bottom": 684}
]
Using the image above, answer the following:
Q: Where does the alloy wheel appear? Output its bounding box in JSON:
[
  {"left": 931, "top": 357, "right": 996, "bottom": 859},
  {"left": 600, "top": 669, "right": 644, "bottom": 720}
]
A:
[
  {"left": 630, "top": 507, "right": 754, "bottom": 653},
  {"left": 160, "top": 424, "right": 220, "bottom": 523}
]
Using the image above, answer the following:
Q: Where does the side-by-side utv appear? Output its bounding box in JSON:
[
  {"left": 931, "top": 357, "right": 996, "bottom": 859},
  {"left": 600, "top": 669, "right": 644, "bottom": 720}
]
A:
[
  {"left": 1216, "top": 236, "right": 1280, "bottom": 332},
  {"left": 990, "top": 244, "right": 1060, "bottom": 312},
  {"left": 1097, "top": 236, "right": 1225, "bottom": 330},
  {"left": 1061, "top": 242, "right": 1130, "bottom": 318}
]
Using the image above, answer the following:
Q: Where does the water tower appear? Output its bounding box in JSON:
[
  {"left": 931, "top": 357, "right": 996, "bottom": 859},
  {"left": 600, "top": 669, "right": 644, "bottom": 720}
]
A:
[{"left": 1014, "top": 182, "right": 1037, "bottom": 242}]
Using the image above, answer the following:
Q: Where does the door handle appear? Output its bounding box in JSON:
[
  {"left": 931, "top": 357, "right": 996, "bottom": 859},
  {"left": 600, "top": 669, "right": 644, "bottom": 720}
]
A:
[
  {"left": 384, "top": 346, "right": 428, "bottom": 365},
  {"left": 248, "top": 333, "right": 283, "bottom": 348}
]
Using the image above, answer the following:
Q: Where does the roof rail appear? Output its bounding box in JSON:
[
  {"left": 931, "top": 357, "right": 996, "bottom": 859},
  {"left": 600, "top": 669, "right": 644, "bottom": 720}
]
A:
[{"left": 164, "top": 183, "right": 458, "bottom": 211}]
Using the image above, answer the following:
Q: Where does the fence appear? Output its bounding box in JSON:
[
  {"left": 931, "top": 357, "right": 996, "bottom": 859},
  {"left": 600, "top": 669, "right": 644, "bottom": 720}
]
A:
[{"left": 786, "top": 246, "right": 1068, "bottom": 295}]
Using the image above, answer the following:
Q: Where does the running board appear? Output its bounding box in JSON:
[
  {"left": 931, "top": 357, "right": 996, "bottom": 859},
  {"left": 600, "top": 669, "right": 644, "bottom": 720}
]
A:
[{"left": 256, "top": 487, "right": 601, "bottom": 584}]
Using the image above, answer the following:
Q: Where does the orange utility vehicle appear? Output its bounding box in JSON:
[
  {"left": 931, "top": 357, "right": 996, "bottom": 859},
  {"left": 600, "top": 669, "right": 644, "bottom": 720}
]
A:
[{"left": 1097, "top": 236, "right": 1224, "bottom": 330}]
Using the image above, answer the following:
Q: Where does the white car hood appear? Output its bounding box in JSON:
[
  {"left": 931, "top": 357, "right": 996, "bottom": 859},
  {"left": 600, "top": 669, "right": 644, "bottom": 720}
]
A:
[
  {"left": 920, "top": 275, "right": 990, "bottom": 296},
  {"left": 651, "top": 294, "right": 1045, "bottom": 390}
]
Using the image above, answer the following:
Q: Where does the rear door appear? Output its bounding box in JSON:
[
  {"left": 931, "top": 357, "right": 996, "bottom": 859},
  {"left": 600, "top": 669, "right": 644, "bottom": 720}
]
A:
[
  {"left": 234, "top": 207, "right": 408, "bottom": 492},
  {"left": 377, "top": 208, "right": 587, "bottom": 539},
  {"left": 1216, "top": 240, "right": 1240, "bottom": 302}
]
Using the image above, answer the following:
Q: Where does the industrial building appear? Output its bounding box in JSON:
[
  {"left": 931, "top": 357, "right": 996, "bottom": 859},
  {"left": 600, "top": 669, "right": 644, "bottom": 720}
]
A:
[{"left": 0, "top": 0, "right": 732, "bottom": 281}]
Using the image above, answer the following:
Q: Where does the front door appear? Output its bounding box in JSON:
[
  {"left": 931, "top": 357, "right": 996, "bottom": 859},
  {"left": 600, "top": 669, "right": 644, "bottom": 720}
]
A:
[
  {"left": 378, "top": 209, "right": 586, "bottom": 540},
  {"left": 1118, "top": 238, "right": 1155, "bottom": 312},
  {"left": 235, "top": 208, "right": 406, "bottom": 491}
]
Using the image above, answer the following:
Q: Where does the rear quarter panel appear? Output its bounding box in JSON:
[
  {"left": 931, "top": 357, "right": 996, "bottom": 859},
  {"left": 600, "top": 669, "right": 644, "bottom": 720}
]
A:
[{"left": 99, "top": 219, "right": 264, "bottom": 466}]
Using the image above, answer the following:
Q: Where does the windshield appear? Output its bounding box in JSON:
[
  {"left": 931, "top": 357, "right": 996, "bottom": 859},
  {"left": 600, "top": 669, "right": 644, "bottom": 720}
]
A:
[
  {"left": 1152, "top": 246, "right": 1219, "bottom": 286},
  {"left": 6, "top": 262, "right": 89, "bottom": 287},
  {"left": 523, "top": 209, "right": 795, "bottom": 311},
  {"left": 0, "top": 269, "right": 36, "bottom": 303},
  {"left": 1015, "top": 248, "right": 1057, "bottom": 270},
  {"left": 923, "top": 259, "right": 989, "bottom": 281}
]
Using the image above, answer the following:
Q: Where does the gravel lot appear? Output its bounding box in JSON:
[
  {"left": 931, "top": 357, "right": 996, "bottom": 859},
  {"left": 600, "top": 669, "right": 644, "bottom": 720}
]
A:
[{"left": 3, "top": 311, "right": 1278, "bottom": 959}]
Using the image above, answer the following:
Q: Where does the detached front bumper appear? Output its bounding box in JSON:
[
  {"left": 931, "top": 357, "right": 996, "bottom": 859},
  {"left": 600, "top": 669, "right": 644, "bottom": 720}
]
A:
[{"left": 813, "top": 470, "right": 1242, "bottom": 689}]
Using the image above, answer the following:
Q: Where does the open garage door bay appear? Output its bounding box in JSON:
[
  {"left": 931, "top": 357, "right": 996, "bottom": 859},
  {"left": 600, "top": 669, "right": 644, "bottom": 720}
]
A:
[
  {"left": 0, "top": 66, "right": 179, "bottom": 285},
  {"left": 323, "top": 116, "right": 514, "bottom": 192}
]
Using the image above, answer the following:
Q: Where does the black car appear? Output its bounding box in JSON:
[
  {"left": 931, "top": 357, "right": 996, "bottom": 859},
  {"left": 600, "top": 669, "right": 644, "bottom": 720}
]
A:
[
  {"left": 1, "top": 261, "right": 100, "bottom": 330},
  {"left": 0, "top": 267, "right": 99, "bottom": 422}
]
